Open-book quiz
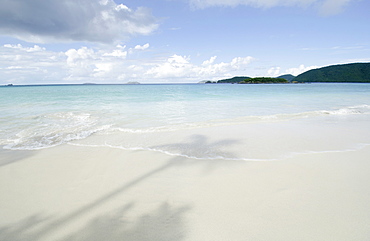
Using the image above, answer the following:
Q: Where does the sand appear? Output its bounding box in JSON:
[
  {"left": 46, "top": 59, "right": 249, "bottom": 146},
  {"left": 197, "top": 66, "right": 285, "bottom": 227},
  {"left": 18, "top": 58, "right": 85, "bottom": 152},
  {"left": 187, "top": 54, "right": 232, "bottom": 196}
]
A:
[{"left": 1, "top": 141, "right": 370, "bottom": 241}]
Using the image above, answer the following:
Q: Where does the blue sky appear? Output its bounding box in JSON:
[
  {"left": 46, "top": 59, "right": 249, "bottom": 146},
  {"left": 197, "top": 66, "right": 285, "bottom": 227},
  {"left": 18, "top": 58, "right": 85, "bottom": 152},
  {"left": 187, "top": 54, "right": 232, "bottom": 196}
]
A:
[{"left": 0, "top": 0, "right": 369, "bottom": 84}]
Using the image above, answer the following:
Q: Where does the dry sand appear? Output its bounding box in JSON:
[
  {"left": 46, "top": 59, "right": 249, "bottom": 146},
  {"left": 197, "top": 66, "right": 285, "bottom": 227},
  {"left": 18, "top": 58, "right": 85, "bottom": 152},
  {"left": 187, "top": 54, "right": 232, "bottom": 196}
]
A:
[{"left": 1, "top": 142, "right": 370, "bottom": 241}]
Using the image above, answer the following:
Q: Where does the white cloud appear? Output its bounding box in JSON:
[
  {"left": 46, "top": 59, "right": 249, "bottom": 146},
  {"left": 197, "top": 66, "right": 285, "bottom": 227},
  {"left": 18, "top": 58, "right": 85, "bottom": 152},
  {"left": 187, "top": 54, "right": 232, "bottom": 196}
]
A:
[
  {"left": 128, "top": 65, "right": 144, "bottom": 71},
  {"left": 189, "top": 0, "right": 354, "bottom": 15},
  {"left": 0, "top": 42, "right": 255, "bottom": 84},
  {"left": 267, "top": 67, "right": 281, "bottom": 76},
  {"left": 145, "top": 55, "right": 191, "bottom": 79},
  {"left": 134, "top": 43, "right": 150, "bottom": 50},
  {"left": 65, "top": 47, "right": 95, "bottom": 66},
  {"left": 0, "top": 43, "right": 66, "bottom": 83},
  {"left": 285, "top": 64, "right": 318, "bottom": 76},
  {"left": 0, "top": 0, "right": 158, "bottom": 43},
  {"left": 93, "top": 63, "right": 114, "bottom": 78},
  {"left": 65, "top": 47, "right": 97, "bottom": 77},
  {"left": 103, "top": 49, "right": 128, "bottom": 58},
  {"left": 4, "top": 44, "right": 46, "bottom": 52},
  {"left": 127, "top": 43, "right": 151, "bottom": 54},
  {"left": 202, "top": 56, "right": 217, "bottom": 65},
  {"left": 145, "top": 55, "right": 254, "bottom": 81}
]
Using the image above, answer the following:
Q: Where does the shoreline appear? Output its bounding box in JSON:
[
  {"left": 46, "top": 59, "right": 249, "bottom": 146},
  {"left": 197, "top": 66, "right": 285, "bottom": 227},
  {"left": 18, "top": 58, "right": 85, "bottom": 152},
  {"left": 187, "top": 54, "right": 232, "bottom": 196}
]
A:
[{"left": 3, "top": 82, "right": 370, "bottom": 88}]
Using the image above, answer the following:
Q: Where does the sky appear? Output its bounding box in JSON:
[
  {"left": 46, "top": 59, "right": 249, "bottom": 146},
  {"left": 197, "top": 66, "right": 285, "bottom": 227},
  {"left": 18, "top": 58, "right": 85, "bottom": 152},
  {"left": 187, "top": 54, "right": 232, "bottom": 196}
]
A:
[{"left": 0, "top": 0, "right": 369, "bottom": 84}]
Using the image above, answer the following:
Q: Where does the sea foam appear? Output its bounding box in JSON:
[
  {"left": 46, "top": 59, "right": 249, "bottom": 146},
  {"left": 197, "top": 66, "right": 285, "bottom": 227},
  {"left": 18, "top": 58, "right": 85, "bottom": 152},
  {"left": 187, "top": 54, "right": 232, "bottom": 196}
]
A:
[{"left": 2, "top": 105, "right": 369, "bottom": 150}]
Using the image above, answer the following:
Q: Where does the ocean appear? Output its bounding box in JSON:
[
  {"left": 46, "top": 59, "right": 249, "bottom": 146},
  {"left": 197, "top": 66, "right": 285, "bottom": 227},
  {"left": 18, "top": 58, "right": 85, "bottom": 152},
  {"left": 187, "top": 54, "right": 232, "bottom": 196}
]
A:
[{"left": 1, "top": 83, "right": 370, "bottom": 161}]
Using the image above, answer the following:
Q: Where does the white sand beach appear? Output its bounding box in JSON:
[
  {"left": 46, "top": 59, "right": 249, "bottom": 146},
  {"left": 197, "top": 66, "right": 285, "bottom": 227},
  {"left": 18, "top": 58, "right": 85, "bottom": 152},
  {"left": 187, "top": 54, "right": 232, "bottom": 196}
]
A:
[{"left": 1, "top": 137, "right": 370, "bottom": 241}]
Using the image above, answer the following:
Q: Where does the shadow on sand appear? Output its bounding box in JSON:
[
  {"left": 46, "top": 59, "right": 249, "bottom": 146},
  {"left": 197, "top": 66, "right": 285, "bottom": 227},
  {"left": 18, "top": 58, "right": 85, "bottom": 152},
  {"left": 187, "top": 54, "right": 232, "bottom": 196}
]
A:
[
  {"left": 0, "top": 148, "right": 35, "bottom": 167},
  {"left": 0, "top": 135, "right": 239, "bottom": 241},
  {"left": 0, "top": 202, "right": 189, "bottom": 241}
]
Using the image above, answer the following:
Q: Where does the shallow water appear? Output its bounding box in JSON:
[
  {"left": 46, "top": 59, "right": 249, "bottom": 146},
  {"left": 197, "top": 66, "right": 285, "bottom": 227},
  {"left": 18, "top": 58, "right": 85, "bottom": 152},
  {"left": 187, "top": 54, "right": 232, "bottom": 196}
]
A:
[{"left": 1, "top": 83, "right": 370, "bottom": 160}]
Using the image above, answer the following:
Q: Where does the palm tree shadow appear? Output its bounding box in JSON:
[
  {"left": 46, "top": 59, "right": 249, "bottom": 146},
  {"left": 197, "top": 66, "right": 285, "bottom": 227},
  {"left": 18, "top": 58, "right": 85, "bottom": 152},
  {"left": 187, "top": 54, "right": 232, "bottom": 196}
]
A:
[
  {"left": 0, "top": 214, "right": 50, "bottom": 241},
  {"left": 150, "top": 134, "right": 241, "bottom": 171},
  {"left": 0, "top": 135, "right": 237, "bottom": 240},
  {"left": 0, "top": 148, "right": 34, "bottom": 167},
  {"left": 0, "top": 202, "right": 190, "bottom": 241},
  {"left": 60, "top": 202, "right": 190, "bottom": 241},
  {"left": 154, "top": 134, "right": 239, "bottom": 158}
]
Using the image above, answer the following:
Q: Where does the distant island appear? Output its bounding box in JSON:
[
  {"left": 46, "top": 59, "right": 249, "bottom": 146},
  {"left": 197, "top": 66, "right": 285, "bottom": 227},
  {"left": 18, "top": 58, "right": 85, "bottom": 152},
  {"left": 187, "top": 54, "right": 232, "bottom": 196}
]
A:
[
  {"left": 205, "top": 74, "right": 295, "bottom": 84},
  {"left": 216, "top": 76, "right": 251, "bottom": 84},
  {"left": 203, "top": 63, "right": 370, "bottom": 84}
]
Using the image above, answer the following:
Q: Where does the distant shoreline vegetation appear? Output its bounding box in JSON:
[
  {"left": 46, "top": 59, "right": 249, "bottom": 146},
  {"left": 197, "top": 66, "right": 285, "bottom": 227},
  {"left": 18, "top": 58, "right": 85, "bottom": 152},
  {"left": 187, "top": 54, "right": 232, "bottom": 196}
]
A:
[
  {"left": 219, "top": 77, "right": 288, "bottom": 84},
  {"left": 205, "top": 62, "right": 370, "bottom": 84},
  {"left": 239, "top": 77, "right": 288, "bottom": 84},
  {"left": 206, "top": 75, "right": 293, "bottom": 84}
]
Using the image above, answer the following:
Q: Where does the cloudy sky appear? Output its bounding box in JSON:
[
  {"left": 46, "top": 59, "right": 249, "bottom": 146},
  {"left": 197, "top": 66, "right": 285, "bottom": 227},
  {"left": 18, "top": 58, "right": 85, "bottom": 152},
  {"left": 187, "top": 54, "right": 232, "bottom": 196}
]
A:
[{"left": 0, "top": 0, "right": 369, "bottom": 84}]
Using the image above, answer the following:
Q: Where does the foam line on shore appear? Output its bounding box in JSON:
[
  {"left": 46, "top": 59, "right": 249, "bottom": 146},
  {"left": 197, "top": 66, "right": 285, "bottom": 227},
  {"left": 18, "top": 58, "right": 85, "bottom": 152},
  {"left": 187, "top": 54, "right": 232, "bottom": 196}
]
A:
[
  {"left": 68, "top": 142, "right": 279, "bottom": 162},
  {"left": 280, "top": 143, "right": 370, "bottom": 160},
  {"left": 68, "top": 142, "right": 370, "bottom": 162},
  {"left": 2, "top": 104, "right": 369, "bottom": 151}
]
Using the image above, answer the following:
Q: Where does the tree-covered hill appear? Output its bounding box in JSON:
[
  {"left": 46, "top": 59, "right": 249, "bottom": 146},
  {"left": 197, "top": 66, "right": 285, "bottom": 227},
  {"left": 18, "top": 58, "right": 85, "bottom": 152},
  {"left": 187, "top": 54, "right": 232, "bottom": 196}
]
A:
[
  {"left": 217, "top": 76, "right": 250, "bottom": 83},
  {"left": 277, "top": 74, "right": 295, "bottom": 82},
  {"left": 293, "top": 63, "right": 370, "bottom": 83},
  {"left": 239, "top": 77, "right": 288, "bottom": 84}
]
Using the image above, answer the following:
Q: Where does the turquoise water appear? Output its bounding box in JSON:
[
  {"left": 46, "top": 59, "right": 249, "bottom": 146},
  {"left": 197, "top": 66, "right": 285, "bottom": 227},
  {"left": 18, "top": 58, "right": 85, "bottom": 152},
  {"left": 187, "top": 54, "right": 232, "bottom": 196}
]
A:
[{"left": 1, "top": 83, "right": 370, "bottom": 152}]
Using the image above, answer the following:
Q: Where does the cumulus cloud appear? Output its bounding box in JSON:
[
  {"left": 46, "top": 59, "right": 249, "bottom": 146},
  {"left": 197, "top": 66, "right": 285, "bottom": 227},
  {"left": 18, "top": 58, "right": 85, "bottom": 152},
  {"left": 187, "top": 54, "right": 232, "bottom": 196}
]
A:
[
  {"left": 63, "top": 44, "right": 151, "bottom": 80},
  {"left": 285, "top": 64, "right": 318, "bottom": 76},
  {"left": 0, "top": 42, "right": 155, "bottom": 84},
  {"left": 0, "top": 43, "right": 66, "bottom": 83},
  {"left": 145, "top": 55, "right": 254, "bottom": 81},
  {"left": 189, "top": 0, "right": 354, "bottom": 15},
  {"left": 0, "top": 43, "right": 254, "bottom": 84},
  {"left": 267, "top": 67, "right": 281, "bottom": 76},
  {"left": 134, "top": 43, "right": 150, "bottom": 50},
  {"left": 0, "top": 0, "right": 158, "bottom": 43},
  {"left": 202, "top": 56, "right": 218, "bottom": 65},
  {"left": 3, "top": 44, "right": 46, "bottom": 52}
]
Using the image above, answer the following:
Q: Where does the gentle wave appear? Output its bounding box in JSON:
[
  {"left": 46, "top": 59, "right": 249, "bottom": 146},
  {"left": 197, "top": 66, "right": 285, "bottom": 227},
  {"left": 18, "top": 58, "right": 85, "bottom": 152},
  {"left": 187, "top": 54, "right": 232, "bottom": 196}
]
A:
[
  {"left": 281, "top": 143, "right": 370, "bottom": 160},
  {"left": 1, "top": 112, "right": 111, "bottom": 150},
  {"left": 1, "top": 105, "right": 369, "bottom": 150},
  {"left": 109, "top": 105, "right": 370, "bottom": 134},
  {"left": 320, "top": 105, "right": 370, "bottom": 115}
]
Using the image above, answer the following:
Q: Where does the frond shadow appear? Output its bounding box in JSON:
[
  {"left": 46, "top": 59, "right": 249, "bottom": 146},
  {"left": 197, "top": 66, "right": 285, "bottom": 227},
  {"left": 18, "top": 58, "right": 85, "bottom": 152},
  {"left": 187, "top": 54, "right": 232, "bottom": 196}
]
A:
[
  {"left": 0, "top": 202, "right": 190, "bottom": 241},
  {"left": 60, "top": 202, "right": 190, "bottom": 241},
  {"left": 0, "top": 148, "right": 35, "bottom": 167},
  {"left": 1, "top": 134, "right": 237, "bottom": 240}
]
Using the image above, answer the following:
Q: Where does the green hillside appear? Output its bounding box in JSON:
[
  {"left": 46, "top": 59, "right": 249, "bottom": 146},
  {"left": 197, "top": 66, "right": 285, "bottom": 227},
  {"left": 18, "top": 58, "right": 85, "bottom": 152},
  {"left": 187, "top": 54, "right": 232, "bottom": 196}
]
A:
[
  {"left": 293, "top": 63, "right": 370, "bottom": 83},
  {"left": 217, "top": 76, "right": 250, "bottom": 83},
  {"left": 278, "top": 74, "right": 295, "bottom": 82},
  {"left": 239, "top": 77, "right": 288, "bottom": 84}
]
